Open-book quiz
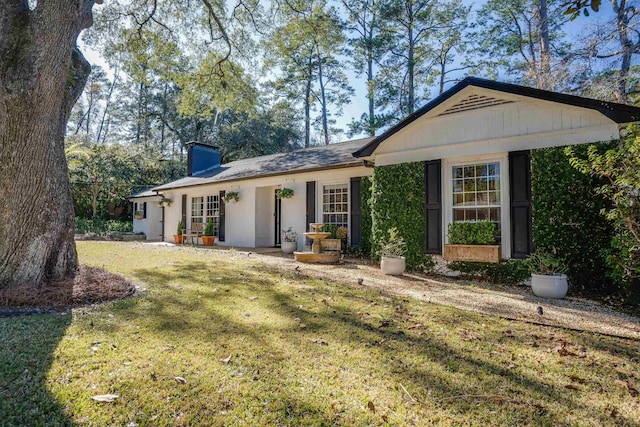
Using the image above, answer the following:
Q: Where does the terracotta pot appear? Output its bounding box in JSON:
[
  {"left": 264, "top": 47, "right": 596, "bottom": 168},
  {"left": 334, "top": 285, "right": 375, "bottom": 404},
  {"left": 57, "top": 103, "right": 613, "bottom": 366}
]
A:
[
  {"left": 173, "top": 235, "right": 183, "bottom": 244},
  {"left": 202, "top": 236, "right": 215, "bottom": 246},
  {"left": 381, "top": 256, "right": 406, "bottom": 275}
]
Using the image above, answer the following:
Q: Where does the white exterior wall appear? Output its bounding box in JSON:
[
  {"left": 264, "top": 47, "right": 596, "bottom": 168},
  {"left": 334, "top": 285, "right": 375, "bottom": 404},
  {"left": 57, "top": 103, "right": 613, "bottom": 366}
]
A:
[
  {"left": 373, "top": 88, "right": 622, "bottom": 166},
  {"left": 367, "top": 87, "right": 627, "bottom": 260},
  {"left": 132, "top": 196, "right": 163, "bottom": 240},
  {"left": 160, "top": 166, "right": 372, "bottom": 248}
]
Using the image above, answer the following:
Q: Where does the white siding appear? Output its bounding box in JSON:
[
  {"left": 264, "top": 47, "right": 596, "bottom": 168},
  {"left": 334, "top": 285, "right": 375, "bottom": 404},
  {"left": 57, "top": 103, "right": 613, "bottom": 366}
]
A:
[
  {"left": 373, "top": 89, "right": 621, "bottom": 166},
  {"left": 161, "top": 166, "right": 372, "bottom": 248},
  {"left": 132, "top": 196, "right": 163, "bottom": 240}
]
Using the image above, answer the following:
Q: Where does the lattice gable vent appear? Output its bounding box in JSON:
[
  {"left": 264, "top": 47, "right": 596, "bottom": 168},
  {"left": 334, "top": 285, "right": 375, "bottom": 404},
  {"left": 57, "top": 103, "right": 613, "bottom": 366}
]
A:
[{"left": 438, "top": 94, "right": 513, "bottom": 116}]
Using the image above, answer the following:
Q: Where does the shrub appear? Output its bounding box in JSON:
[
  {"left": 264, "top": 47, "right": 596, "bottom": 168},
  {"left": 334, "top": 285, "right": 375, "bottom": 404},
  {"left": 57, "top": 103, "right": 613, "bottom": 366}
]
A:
[
  {"left": 447, "top": 221, "right": 497, "bottom": 245},
  {"left": 75, "top": 218, "right": 133, "bottom": 234},
  {"left": 370, "top": 162, "right": 427, "bottom": 269},
  {"left": 360, "top": 176, "right": 373, "bottom": 255},
  {"left": 449, "top": 260, "right": 530, "bottom": 284},
  {"left": 531, "top": 144, "right": 617, "bottom": 296}
]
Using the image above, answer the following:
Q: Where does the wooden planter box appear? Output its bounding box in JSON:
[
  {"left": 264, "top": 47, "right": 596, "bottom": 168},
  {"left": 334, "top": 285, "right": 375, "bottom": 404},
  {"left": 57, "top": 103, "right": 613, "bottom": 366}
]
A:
[
  {"left": 320, "top": 239, "right": 342, "bottom": 252},
  {"left": 444, "top": 244, "right": 501, "bottom": 263}
]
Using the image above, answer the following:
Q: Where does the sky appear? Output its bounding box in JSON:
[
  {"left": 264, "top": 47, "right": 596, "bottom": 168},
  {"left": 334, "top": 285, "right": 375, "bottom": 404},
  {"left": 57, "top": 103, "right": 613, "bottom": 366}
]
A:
[{"left": 80, "top": 0, "right": 615, "bottom": 142}]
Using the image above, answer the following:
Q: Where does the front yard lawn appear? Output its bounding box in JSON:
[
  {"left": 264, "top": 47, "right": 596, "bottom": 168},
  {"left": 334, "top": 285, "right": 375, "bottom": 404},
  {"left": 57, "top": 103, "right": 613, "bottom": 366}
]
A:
[{"left": 1, "top": 241, "right": 639, "bottom": 426}]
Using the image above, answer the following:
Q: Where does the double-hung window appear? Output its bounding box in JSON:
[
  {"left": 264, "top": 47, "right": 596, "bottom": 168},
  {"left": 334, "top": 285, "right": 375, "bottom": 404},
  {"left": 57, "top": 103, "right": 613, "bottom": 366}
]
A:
[
  {"left": 191, "top": 197, "right": 204, "bottom": 226},
  {"left": 322, "top": 183, "right": 349, "bottom": 229},
  {"left": 451, "top": 161, "right": 502, "bottom": 239}
]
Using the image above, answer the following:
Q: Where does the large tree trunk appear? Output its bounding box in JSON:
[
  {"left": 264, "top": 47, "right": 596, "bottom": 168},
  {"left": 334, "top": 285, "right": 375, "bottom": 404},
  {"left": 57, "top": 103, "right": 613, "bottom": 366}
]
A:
[{"left": 0, "top": 1, "right": 94, "bottom": 288}]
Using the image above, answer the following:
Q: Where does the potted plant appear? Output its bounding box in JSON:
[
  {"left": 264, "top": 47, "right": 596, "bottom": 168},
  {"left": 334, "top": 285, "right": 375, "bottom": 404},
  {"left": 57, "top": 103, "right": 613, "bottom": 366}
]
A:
[
  {"left": 202, "top": 218, "right": 216, "bottom": 246},
  {"left": 174, "top": 219, "right": 185, "bottom": 244},
  {"left": 320, "top": 224, "right": 342, "bottom": 252},
  {"left": 443, "top": 221, "right": 501, "bottom": 263},
  {"left": 276, "top": 188, "right": 294, "bottom": 199},
  {"left": 157, "top": 197, "right": 172, "bottom": 208},
  {"left": 281, "top": 227, "right": 297, "bottom": 254},
  {"left": 380, "top": 227, "right": 407, "bottom": 275},
  {"left": 528, "top": 250, "right": 568, "bottom": 299},
  {"left": 134, "top": 211, "right": 144, "bottom": 220},
  {"left": 223, "top": 191, "right": 239, "bottom": 204}
]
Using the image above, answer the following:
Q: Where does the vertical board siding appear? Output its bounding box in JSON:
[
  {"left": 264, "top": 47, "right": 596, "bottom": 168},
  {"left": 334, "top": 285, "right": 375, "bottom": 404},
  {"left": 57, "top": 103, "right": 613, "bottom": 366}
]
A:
[
  {"left": 424, "top": 160, "right": 442, "bottom": 254},
  {"left": 509, "top": 151, "right": 532, "bottom": 258}
]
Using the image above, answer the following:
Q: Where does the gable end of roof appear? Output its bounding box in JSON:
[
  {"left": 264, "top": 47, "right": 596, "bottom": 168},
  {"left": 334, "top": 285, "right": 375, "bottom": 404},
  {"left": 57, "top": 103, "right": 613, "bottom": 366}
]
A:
[{"left": 353, "top": 77, "right": 640, "bottom": 158}]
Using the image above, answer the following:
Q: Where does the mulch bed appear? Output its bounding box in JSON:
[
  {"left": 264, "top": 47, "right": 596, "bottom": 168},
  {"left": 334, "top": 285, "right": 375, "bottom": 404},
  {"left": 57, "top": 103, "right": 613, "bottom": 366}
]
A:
[{"left": 0, "top": 265, "right": 135, "bottom": 312}]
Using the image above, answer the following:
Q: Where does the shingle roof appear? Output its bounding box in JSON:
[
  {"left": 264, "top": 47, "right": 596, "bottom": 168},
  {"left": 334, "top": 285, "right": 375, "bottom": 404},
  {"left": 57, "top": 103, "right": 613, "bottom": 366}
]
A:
[
  {"left": 153, "top": 137, "right": 373, "bottom": 191},
  {"left": 354, "top": 77, "right": 640, "bottom": 157},
  {"left": 129, "top": 188, "right": 161, "bottom": 199}
]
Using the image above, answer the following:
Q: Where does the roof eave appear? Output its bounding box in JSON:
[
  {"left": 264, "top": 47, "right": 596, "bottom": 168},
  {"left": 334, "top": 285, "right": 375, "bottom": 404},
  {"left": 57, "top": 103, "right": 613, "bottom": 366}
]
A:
[
  {"left": 153, "top": 161, "right": 368, "bottom": 192},
  {"left": 353, "top": 77, "right": 640, "bottom": 158}
]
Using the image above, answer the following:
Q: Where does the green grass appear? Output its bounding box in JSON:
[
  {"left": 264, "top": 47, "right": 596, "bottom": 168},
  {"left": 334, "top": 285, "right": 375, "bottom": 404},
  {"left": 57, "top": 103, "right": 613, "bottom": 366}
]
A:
[{"left": 1, "top": 241, "right": 639, "bottom": 426}]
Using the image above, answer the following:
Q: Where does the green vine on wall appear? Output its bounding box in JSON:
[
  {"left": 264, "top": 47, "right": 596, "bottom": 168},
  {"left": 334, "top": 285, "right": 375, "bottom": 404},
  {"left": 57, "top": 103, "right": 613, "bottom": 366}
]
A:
[
  {"left": 531, "top": 144, "right": 617, "bottom": 296},
  {"left": 360, "top": 175, "right": 373, "bottom": 255},
  {"left": 370, "top": 162, "right": 427, "bottom": 269}
]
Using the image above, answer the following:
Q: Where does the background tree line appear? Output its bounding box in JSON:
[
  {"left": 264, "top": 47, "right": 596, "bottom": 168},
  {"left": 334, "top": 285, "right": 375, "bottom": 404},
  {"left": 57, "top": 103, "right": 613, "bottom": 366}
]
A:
[{"left": 67, "top": 0, "right": 640, "bottom": 221}]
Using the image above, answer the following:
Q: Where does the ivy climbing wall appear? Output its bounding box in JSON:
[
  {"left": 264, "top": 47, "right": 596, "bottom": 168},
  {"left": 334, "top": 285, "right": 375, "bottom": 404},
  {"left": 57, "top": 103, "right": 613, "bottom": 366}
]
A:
[
  {"left": 531, "top": 144, "right": 618, "bottom": 295},
  {"left": 370, "top": 162, "right": 426, "bottom": 269}
]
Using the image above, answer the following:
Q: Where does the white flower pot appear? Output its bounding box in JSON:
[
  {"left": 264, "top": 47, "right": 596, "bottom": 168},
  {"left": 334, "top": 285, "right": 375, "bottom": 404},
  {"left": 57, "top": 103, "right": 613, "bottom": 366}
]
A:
[
  {"left": 281, "top": 241, "right": 297, "bottom": 254},
  {"left": 531, "top": 273, "right": 568, "bottom": 299},
  {"left": 381, "top": 256, "right": 406, "bottom": 275}
]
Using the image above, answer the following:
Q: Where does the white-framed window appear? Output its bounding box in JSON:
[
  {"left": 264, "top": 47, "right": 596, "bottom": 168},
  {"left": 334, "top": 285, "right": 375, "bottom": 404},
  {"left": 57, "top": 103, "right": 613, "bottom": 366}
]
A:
[
  {"left": 191, "top": 196, "right": 204, "bottom": 225},
  {"left": 446, "top": 156, "right": 509, "bottom": 252},
  {"left": 322, "top": 183, "right": 349, "bottom": 229},
  {"left": 206, "top": 195, "right": 220, "bottom": 236},
  {"left": 452, "top": 162, "right": 501, "bottom": 223}
]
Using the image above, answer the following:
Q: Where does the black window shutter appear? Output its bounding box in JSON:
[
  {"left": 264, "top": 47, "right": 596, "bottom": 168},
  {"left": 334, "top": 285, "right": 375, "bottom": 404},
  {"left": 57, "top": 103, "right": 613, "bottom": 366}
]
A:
[
  {"left": 509, "top": 150, "right": 532, "bottom": 258},
  {"left": 181, "top": 194, "right": 187, "bottom": 225},
  {"left": 306, "top": 181, "right": 316, "bottom": 230},
  {"left": 143, "top": 202, "right": 147, "bottom": 219},
  {"left": 424, "top": 160, "right": 442, "bottom": 254},
  {"left": 350, "top": 177, "right": 362, "bottom": 247},
  {"left": 218, "top": 191, "right": 226, "bottom": 242}
]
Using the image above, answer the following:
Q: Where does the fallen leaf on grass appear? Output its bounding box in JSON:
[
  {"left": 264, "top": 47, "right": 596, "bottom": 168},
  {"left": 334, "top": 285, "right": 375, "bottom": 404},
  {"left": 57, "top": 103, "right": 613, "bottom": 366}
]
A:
[
  {"left": 557, "top": 344, "right": 577, "bottom": 357},
  {"left": 249, "top": 296, "right": 258, "bottom": 301},
  {"left": 91, "top": 394, "right": 119, "bottom": 402},
  {"left": 312, "top": 339, "right": 328, "bottom": 345},
  {"left": 379, "top": 320, "right": 390, "bottom": 328},
  {"left": 381, "top": 414, "right": 388, "bottom": 423},
  {"left": 367, "top": 401, "right": 375, "bottom": 414},
  {"left": 221, "top": 355, "right": 232, "bottom": 364},
  {"left": 174, "top": 376, "right": 187, "bottom": 384},
  {"left": 564, "top": 384, "right": 580, "bottom": 391},
  {"left": 568, "top": 375, "right": 586, "bottom": 384},
  {"left": 299, "top": 323, "right": 307, "bottom": 329},
  {"left": 407, "top": 324, "right": 423, "bottom": 330}
]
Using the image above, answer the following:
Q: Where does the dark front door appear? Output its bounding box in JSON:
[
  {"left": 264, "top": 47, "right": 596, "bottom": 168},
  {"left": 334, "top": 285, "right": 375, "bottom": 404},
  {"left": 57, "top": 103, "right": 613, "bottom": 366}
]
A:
[{"left": 274, "top": 191, "right": 282, "bottom": 246}]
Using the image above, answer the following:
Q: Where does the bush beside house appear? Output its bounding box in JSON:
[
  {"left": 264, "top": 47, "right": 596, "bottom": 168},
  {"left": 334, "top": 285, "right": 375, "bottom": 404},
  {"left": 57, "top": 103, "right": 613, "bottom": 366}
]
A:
[
  {"left": 531, "top": 144, "right": 618, "bottom": 297},
  {"left": 370, "top": 162, "right": 427, "bottom": 269}
]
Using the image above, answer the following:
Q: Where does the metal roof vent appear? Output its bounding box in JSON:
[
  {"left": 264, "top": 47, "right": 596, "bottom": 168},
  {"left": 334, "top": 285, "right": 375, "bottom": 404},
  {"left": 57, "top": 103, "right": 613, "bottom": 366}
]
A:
[{"left": 438, "top": 94, "right": 513, "bottom": 116}]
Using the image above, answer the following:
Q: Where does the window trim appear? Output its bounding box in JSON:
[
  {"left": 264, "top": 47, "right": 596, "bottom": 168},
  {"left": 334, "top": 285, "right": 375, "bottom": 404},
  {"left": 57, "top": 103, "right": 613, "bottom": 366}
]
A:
[
  {"left": 318, "top": 181, "right": 350, "bottom": 232},
  {"left": 443, "top": 153, "right": 510, "bottom": 259}
]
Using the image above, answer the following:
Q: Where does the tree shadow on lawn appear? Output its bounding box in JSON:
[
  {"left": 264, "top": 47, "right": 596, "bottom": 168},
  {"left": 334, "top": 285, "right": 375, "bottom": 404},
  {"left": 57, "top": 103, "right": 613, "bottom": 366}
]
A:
[
  {"left": 0, "top": 313, "right": 75, "bottom": 426},
  {"left": 130, "top": 261, "right": 639, "bottom": 426}
]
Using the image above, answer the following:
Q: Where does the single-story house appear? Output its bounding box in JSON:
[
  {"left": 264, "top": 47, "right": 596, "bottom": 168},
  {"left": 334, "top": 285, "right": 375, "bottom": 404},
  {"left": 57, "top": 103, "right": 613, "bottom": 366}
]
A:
[
  {"left": 132, "top": 137, "right": 374, "bottom": 249},
  {"left": 131, "top": 77, "right": 640, "bottom": 259}
]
